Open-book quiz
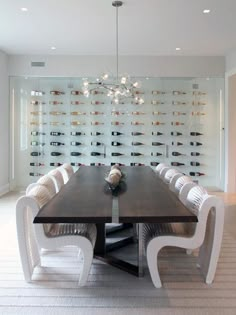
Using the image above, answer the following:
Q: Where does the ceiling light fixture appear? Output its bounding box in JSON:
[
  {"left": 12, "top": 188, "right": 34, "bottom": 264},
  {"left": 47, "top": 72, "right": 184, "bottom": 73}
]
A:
[
  {"left": 82, "top": 1, "right": 143, "bottom": 104},
  {"left": 21, "top": 7, "right": 28, "bottom": 12},
  {"left": 203, "top": 9, "right": 211, "bottom": 14},
  {"left": 175, "top": 47, "right": 181, "bottom": 51},
  {"left": 51, "top": 46, "right": 56, "bottom": 50}
]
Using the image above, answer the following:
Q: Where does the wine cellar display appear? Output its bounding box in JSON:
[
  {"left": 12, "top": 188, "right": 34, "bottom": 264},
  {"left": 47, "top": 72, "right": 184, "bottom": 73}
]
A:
[{"left": 10, "top": 77, "right": 224, "bottom": 190}]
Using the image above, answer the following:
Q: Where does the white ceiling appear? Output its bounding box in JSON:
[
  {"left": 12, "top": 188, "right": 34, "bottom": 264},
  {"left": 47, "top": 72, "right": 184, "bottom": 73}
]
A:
[{"left": 0, "top": 0, "right": 236, "bottom": 56}]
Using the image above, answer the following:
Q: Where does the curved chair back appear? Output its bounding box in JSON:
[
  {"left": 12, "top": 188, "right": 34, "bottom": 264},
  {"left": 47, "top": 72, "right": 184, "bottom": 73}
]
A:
[
  {"left": 163, "top": 168, "right": 181, "bottom": 184},
  {"left": 48, "top": 169, "right": 64, "bottom": 192},
  {"left": 155, "top": 163, "right": 167, "bottom": 175},
  {"left": 57, "top": 163, "right": 74, "bottom": 184},
  {"left": 169, "top": 173, "right": 184, "bottom": 191},
  {"left": 159, "top": 166, "right": 171, "bottom": 180}
]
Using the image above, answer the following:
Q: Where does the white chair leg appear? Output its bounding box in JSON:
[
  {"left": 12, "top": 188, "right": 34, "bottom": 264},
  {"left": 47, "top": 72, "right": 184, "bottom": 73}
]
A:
[
  {"left": 78, "top": 241, "right": 94, "bottom": 286},
  {"left": 146, "top": 239, "right": 163, "bottom": 288}
]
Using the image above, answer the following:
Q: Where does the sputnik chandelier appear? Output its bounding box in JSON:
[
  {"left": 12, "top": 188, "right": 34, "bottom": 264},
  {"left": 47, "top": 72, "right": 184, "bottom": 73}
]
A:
[{"left": 82, "top": 1, "right": 144, "bottom": 105}]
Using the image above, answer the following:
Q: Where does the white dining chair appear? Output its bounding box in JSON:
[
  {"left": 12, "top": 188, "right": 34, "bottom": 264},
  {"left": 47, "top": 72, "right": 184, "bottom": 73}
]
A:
[
  {"left": 163, "top": 168, "right": 182, "bottom": 184},
  {"left": 16, "top": 185, "right": 97, "bottom": 286},
  {"left": 159, "top": 166, "right": 171, "bottom": 180},
  {"left": 48, "top": 168, "right": 64, "bottom": 192},
  {"left": 57, "top": 163, "right": 74, "bottom": 184},
  {"left": 155, "top": 163, "right": 168, "bottom": 176},
  {"left": 144, "top": 185, "right": 225, "bottom": 288},
  {"left": 169, "top": 174, "right": 195, "bottom": 196},
  {"left": 26, "top": 174, "right": 57, "bottom": 197}
]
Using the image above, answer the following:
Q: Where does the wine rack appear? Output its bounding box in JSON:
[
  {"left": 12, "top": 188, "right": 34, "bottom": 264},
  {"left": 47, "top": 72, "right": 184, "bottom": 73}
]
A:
[{"left": 9, "top": 77, "right": 224, "bottom": 190}]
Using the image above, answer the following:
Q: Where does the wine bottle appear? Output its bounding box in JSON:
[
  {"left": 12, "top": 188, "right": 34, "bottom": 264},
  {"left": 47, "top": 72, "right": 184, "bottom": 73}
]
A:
[
  {"left": 91, "top": 121, "right": 104, "bottom": 125},
  {"left": 131, "top": 152, "right": 143, "bottom": 156},
  {"left": 91, "top": 141, "right": 103, "bottom": 146},
  {"left": 132, "top": 111, "right": 146, "bottom": 115},
  {"left": 90, "top": 111, "right": 104, "bottom": 115},
  {"left": 172, "top": 111, "right": 186, "bottom": 116},
  {"left": 192, "top": 91, "right": 206, "bottom": 96},
  {"left": 111, "top": 152, "right": 124, "bottom": 156},
  {"left": 30, "top": 152, "right": 42, "bottom": 156},
  {"left": 111, "top": 131, "right": 123, "bottom": 136},
  {"left": 111, "top": 111, "right": 125, "bottom": 115},
  {"left": 71, "top": 131, "right": 85, "bottom": 136},
  {"left": 31, "top": 131, "right": 46, "bottom": 136},
  {"left": 71, "top": 101, "right": 84, "bottom": 105},
  {"left": 90, "top": 163, "right": 105, "bottom": 166},
  {"left": 70, "top": 111, "right": 86, "bottom": 115},
  {"left": 91, "top": 101, "right": 104, "bottom": 105},
  {"left": 71, "top": 121, "right": 86, "bottom": 125},
  {"left": 131, "top": 132, "right": 145, "bottom": 136},
  {"left": 30, "top": 111, "right": 46, "bottom": 115},
  {"left": 173, "top": 91, "right": 186, "bottom": 95},
  {"left": 172, "top": 101, "right": 187, "bottom": 105},
  {"left": 49, "top": 101, "right": 63, "bottom": 105},
  {"left": 130, "top": 163, "right": 145, "bottom": 166},
  {"left": 71, "top": 162, "right": 82, "bottom": 166},
  {"left": 152, "top": 121, "right": 165, "bottom": 125},
  {"left": 190, "top": 161, "right": 201, "bottom": 166},
  {"left": 134, "top": 90, "right": 144, "bottom": 95},
  {"left": 50, "top": 122, "right": 65, "bottom": 126},
  {"left": 131, "top": 121, "right": 144, "bottom": 125},
  {"left": 71, "top": 90, "right": 82, "bottom": 95},
  {"left": 192, "top": 101, "right": 206, "bottom": 106},
  {"left": 50, "top": 90, "right": 65, "bottom": 95},
  {"left": 151, "top": 152, "right": 162, "bottom": 156},
  {"left": 71, "top": 152, "right": 82, "bottom": 156},
  {"left": 111, "top": 142, "right": 123, "bottom": 146},
  {"left": 30, "top": 122, "right": 47, "bottom": 126},
  {"left": 49, "top": 111, "right": 67, "bottom": 115},
  {"left": 171, "top": 162, "right": 185, "bottom": 166},
  {"left": 171, "top": 131, "right": 182, "bottom": 136},
  {"left": 91, "top": 132, "right": 103, "bottom": 136},
  {"left": 172, "top": 151, "right": 185, "bottom": 156},
  {"left": 152, "top": 111, "right": 166, "bottom": 115},
  {"left": 71, "top": 142, "right": 82, "bottom": 146},
  {"left": 132, "top": 142, "right": 144, "bottom": 146},
  {"left": 152, "top": 90, "right": 165, "bottom": 95},
  {"left": 190, "top": 132, "right": 203, "bottom": 136},
  {"left": 189, "top": 172, "right": 205, "bottom": 176},
  {"left": 151, "top": 100, "right": 165, "bottom": 105},
  {"left": 171, "top": 141, "right": 183, "bottom": 146},
  {"left": 191, "top": 112, "right": 206, "bottom": 116},
  {"left": 152, "top": 142, "right": 164, "bottom": 146},
  {"left": 91, "top": 90, "right": 104, "bottom": 95},
  {"left": 50, "top": 162, "right": 63, "bottom": 166},
  {"left": 30, "top": 162, "right": 45, "bottom": 166},
  {"left": 111, "top": 163, "right": 125, "bottom": 166},
  {"left": 31, "top": 90, "right": 44, "bottom": 96},
  {"left": 51, "top": 152, "right": 63, "bottom": 156},
  {"left": 111, "top": 121, "right": 124, "bottom": 126},
  {"left": 171, "top": 122, "right": 184, "bottom": 126},
  {"left": 31, "top": 101, "right": 45, "bottom": 105},
  {"left": 190, "top": 141, "right": 202, "bottom": 146},
  {"left": 152, "top": 132, "right": 163, "bottom": 136},
  {"left": 150, "top": 162, "right": 158, "bottom": 166},
  {"left": 31, "top": 141, "right": 45, "bottom": 146},
  {"left": 50, "top": 142, "right": 65, "bottom": 146},
  {"left": 191, "top": 152, "right": 200, "bottom": 156},
  {"left": 50, "top": 132, "right": 65, "bottom": 136},
  {"left": 91, "top": 152, "right": 104, "bottom": 156},
  {"left": 29, "top": 172, "right": 43, "bottom": 176}
]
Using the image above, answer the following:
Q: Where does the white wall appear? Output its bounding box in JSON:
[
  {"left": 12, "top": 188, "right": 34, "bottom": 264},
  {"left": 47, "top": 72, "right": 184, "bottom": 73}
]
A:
[
  {"left": 0, "top": 51, "right": 9, "bottom": 196},
  {"left": 8, "top": 55, "right": 225, "bottom": 78},
  {"left": 226, "top": 50, "right": 236, "bottom": 73}
]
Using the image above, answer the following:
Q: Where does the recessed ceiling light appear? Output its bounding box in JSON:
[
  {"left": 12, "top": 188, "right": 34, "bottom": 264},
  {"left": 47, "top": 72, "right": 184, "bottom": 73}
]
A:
[
  {"left": 175, "top": 47, "right": 181, "bottom": 51},
  {"left": 21, "top": 7, "right": 28, "bottom": 12},
  {"left": 51, "top": 46, "right": 56, "bottom": 50},
  {"left": 203, "top": 9, "right": 211, "bottom": 14},
  {"left": 146, "top": 77, "right": 149, "bottom": 80}
]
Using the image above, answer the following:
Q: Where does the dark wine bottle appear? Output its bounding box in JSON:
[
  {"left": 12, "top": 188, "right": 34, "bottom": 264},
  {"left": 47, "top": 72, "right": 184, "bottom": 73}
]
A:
[
  {"left": 189, "top": 172, "right": 205, "bottom": 176},
  {"left": 171, "top": 162, "right": 185, "bottom": 166},
  {"left": 31, "top": 152, "right": 41, "bottom": 156},
  {"left": 50, "top": 142, "right": 65, "bottom": 146},
  {"left": 50, "top": 162, "right": 63, "bottom": 166},
  {"left": 50, "top": 90, "right": 65, "bottom": 95},
  {"left": 71, "top": 142, "right": 82, "bottom": 146},
  {"left": 30, "top": 162, "right": 45, "bottom": 166},
  {"left": 131, "top": 132, "right": 145, "bottom": 136},
  {"left": 151, "top": 152, "right": 162, "bottom": 156},
  {"left": 111, "top": 152, "right": 124, "bottom": 156},
  {"left": 171, "top": 131, "right": 182, "bottom": 136},
  {"left": 171, "top": 141, "right": 183, "bottom": 146},
  {"left": 190, "top": 161, "right": 201, "bottom": 166},
  {"left": 91, "top": 132, "right": 103, "bottom": 136},
  {"left": 90, "top": 163, "right": 105, "bottom": 166},
  {"left": 50, "top": 132, "right": 65, "bottom": 136},
  {"left": 111, "top": 163, "right": 125, "bottom": 166},
  {"left": 71, "top": 152, "right": 82, "bottom": 156},
  {"left": 31, "top": 131, "right": 46, "bottom": 136},
  {"left": 91, "top": 141, "right": 103, "bottom": 146},
  {"left": 111, "top": 141, "right": 123, "bottom": 146},
  {"left": 190, "top": 132, "right": 203, "bottom": 136},
  {"left": 150, "top": 162, "right": 158, "bottom": 166},
  {"left": 152, "top": 142, "right": 164, "bottom": 146},
  {"left": 190, "top": 141, "right": 202, "bottom": 146},
  {"left": 131, "top": 152, "right": 143, "bottom": 156},
  {"left": 71, "top": 131, "right": 85, "bottom": 136},
  {"left": 191, "top": 152, "right": 200, "bottom": 156},
  {"left": 91, "top": 152, "right": 104, "bottom": 156},
  {"left": 29, "top": 172, "right": 43, "bottom": 176},
  {"left": 172, "top": 151, "right": 185, "bottom": 156},
  {"left": 132, "top": 142, "right": 144, "bottom": 146},
  {"left": 152, "top": 132, "right": 163, "bottom": 136},
  {"left": 130, "top": 163, "right": 145, "bottom": 166},
  {"left": 111, "top": 131, "right": 123, "bottom": 136},
  {"left": 51, "top": 152, "right": 62, "bottom": 156},
  {"left": 31, "top": 141, "right": 45, "bottom": 146},
  {"left": 71, "top": 162, "right": 82, "bottom": 166}
]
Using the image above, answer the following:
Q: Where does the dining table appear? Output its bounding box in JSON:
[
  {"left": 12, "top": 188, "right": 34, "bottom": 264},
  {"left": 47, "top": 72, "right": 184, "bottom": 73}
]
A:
[{"left": 34, "top": 165, "right": 197, "bottom": 277}]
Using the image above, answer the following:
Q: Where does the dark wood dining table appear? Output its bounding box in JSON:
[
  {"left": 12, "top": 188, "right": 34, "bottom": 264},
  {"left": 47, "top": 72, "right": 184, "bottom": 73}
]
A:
[{"left": 34, "top": 166, "right": 197, "bottom": 276}]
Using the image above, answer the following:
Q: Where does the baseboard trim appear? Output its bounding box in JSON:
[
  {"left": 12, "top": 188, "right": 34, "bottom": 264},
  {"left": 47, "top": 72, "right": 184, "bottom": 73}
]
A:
[{"left": 0, "top": 183, "right": 10, "bottom": 197}]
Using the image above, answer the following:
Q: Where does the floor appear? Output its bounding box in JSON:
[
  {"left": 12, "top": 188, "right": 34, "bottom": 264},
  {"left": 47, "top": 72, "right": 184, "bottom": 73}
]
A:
[{"left": 0, "top": 190, "right": 236, "bottom": 315}]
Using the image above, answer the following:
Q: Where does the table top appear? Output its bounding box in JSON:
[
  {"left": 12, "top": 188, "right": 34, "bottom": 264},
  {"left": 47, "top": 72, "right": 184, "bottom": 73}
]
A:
[{"left": 34, "top": 166, "right": 197, "bottom": 224}]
